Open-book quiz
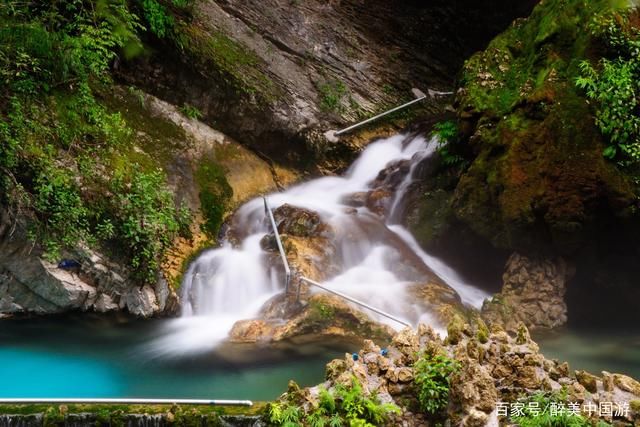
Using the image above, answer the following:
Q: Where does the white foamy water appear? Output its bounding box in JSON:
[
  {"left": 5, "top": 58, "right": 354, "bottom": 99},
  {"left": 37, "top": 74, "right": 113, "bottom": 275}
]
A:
[{"left": 149, "top": 134, "right": 489, "bottom": 356}]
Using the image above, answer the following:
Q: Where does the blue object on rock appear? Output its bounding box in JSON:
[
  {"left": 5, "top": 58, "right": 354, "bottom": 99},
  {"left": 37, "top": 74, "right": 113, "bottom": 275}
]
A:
[
  {"left": 58, "top": 259, "right": 81, "bottom": 270},
  {"left": 381, "top": 348, "right": 388, "bottom": 356},
  {"left": 352, "top": 353, "right": 359, "bottom": 361}
]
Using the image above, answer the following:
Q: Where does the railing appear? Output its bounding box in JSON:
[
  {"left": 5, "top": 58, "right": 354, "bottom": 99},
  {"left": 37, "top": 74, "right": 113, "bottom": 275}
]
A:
[
  {"left": 263, "top": 196, "right": 291, "bottom": 296},
  {"left": 262, "top": 197, "right": 410, "bottom": 327},
  {"left": 0, "top": 398, "right": 252, "bottom": 406},
  {"left": 335, "top": 89, "right": 426, "bottom": 137},
  {"left": 300, "top": 276, "right": 411, "bottom": 327},
  {"left": 324, "top": 88, "right": 428, "bottom": 142}
]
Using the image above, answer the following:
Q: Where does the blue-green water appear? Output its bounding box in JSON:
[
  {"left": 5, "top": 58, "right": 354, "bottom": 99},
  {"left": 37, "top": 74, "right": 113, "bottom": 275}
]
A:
[
  {"left": 0, "top": 315, "right": 351, "bottom": 400},
  {"left": 1, "top": 316, "right": 637, "bottom": 400},
  {"left": 535, "top": 327, "right": 640, "bottom": 379}
]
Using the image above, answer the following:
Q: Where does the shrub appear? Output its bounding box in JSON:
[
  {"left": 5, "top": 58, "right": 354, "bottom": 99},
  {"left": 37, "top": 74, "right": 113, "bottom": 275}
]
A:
[
  {"left": 431, "top": 120, "right": 465, "bottom": 167},
  {"left": 180, "top": 103, "right": 203, "bottom": 120},
  {"left": 318, "top": 80, "right": 348, "bottom": 113},
  {"left": 142, "top": 0, "right": 174, "bottom": 38},
  {"left": 575, "top": 9, "right": 640, "bottom": 163},
  {"left": 0, "top": 1, "right": 195, "bottom": 285},
  {"left": 431, "top": 120, "right": 458, "bottom": 143},
  {"left": 267, "top": 377, "right": 400, "bottom": 427},
  {"left": 109, "top": 167, "right": 191, "bottom": 283},
  {"left": 509, "top": 392, "right": 610, "bottom": 427},
  {"left": 413, "top": 352, "right": 459, "bottom": 416},
  {"left": 140, "top": 0, "right": 194, "bottom": 39}
]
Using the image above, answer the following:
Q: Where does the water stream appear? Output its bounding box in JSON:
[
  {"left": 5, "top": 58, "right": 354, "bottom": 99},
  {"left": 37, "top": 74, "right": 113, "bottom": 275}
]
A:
[
  {"left": 0, "top": 133, "right": 638, "bottom": 399},
  {"left": 150, "top": 134, "right": 489, "bottom": 356}
]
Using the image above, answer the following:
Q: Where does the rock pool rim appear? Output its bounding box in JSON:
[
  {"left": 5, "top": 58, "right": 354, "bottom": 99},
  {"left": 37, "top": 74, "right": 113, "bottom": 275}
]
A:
[
  {"left": 0, "top": 398, "right": 253, "bottom": 406},
  {"left": 300, "top": 276, "right": 411, "bottom": 327}
]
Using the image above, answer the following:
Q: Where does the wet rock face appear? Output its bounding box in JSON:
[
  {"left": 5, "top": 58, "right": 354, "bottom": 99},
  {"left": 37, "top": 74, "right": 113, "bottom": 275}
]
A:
[
  {"left": 481, "top": 253, "right": 573, "bottom": 331},
  {"left": 228, "top": 293, "right": 396, "bottom": 345},
  {"left": 450, "top": 0, "right": 638, "bottom": 255},
  {"left": 232, "top": 199, "right": 465, "bottom": 345},
  {"left": 273, "top": 204, "right": 326, "bottom": 237},
  {"left": 120, "top": 0, "right": 538, "bottom": 169}
]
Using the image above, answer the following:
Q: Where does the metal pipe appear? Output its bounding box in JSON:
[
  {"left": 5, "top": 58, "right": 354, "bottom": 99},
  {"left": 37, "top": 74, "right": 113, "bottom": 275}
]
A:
[
  {"left": 0, "top": 398, "right": 253, "bottom": 406},
  {"left": 263, "top": 196, "right": 291, "bottom": 296},
  {"left": 334, "top": 93, "right": 426, "bottom": 136},
  {"left": 300, "top": 276, "right": 411, "bottom": 327}
]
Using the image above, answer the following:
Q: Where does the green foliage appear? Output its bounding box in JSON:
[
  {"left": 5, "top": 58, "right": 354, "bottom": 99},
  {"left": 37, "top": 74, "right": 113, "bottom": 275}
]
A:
[
  {"left": 509, "top": 392, "right": 610, "bottom": 427},
  {"left": 576, "top": 9, "right": 640, "bottom": 163},
  {"left": 413, "top": 352, "right": 459, "bottom": 416},
  {"left": 32, "top": 166, "right": 90, "bottom": 258},
  {"left": 140, "top": 0, "right": 193, "bottom": 39},
  {"left": 318, "top": 80, "right": 348, "bottom": 113},
  {"left": 431, "top": 120, "right": 465, "bottom": 167},
  {"left": 431, "top": 120, "right": 458, "bottom": 143},
  {"left": 267, "top": 402, "right": 302, "bottom": 426},
  {"left": 309, "top": 301, "right": 336, "bottom": 321},
  {"left": 267, "top": 378, "right": 400, "bottom": 427},
  {"left": 0, "top": 1, "right": 191, "bottom": 284},
  {"left": 109, "top": 167, "right": 191, "bottom": 283},
  {"left": 180, "top": 103, "right": 203, "bottom": 120},
  {"left": 141, "top": 0, "right": 173, "bottom": 38},
  {"left": 0, "top": 1, "right": 142, "bottom": 96},
  {"left": 195, "top": 160, "right": 233, "bottom": 238}
]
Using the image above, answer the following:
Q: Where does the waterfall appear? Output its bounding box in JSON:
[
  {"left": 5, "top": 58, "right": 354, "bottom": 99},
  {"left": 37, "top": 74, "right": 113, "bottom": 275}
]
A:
[{"left": 149, "top": 133, "right": 488, "bottom": 356}]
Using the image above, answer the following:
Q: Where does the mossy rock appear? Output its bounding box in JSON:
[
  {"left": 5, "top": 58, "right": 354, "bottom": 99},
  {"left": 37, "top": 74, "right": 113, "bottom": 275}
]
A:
[
  {"left": 0, "top": 403, "right": 267, "bottom": 426},
  {"left": 195, "top": 158, "right": 233, "bottom": 238},
  {"left": 452, "top": 0, "right": 638, "bottom": 254}
]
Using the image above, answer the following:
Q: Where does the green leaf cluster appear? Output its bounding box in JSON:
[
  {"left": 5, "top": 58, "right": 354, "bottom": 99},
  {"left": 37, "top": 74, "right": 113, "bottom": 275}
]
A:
[
  {"left": 431, "top": 120, "right": 465, "bottom": 167},
  {"left": 0, "top": 1, "right": 195, "bottom": 283},
  {"left": 510, "top": 391, "right": 612, "bottom": 427},
  {"left": 180, "top": 103, "right": 203, "bottom": 120},
  {"left": 140, "top": 0, "right": 193, "bottom": 39},
  {"left": 318, "top": 80, "right": 348, "bottom": 113},
  {"left": 267, "top": 377, "right": 400, "bottom": 427},
  {"left": 576, "top": 9, "right": 640, "bottom": 162},
  {"left": 108, "top": 167, "right": 192, "bottom": 282},
  {"left": 413, "top": 352, "right": 459, "bottom": 416}
]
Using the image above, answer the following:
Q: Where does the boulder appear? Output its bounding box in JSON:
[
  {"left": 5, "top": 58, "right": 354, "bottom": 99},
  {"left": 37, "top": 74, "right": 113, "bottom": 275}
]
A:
[
  {"left": 0, "top": 209, "right": 176, "bottom": 317},
  {"left": 94, "top": 293, "right": 118, "bottom": 313},
  {"left": 482, "top": 253, "right": 572, "bottom": 331},
  {"left": 575, "top": 370, "right": 599, "bottom": 393},
  {"left": 229, "top": 319, "right": 275, "bottom": 343},
  {"left": 123, "top": 284, "right": 159, "bottom": 318},
  {"left": 613, "top": 374, "right": 640, "bottom": 397},
  {"left": 273, "top": 204, "right": 327, "bottom": 238}
]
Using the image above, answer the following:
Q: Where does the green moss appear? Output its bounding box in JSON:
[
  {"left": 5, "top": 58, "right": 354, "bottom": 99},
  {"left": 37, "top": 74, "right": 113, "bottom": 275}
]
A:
[
  {"left": 453, "top": 0, "right": 638, "bottom": 252},
  {"left": 102, "top": 86, "right": 186, "bottom": 145},
  {"left": 309, "top": 300, "right": 337, "bottom": 321},
  {"left": 460, "top": 0, "right": 614, "bottom": 118},
  {"left": 446, "top": 313, "right": 467, "bottom": 345},
  {"left": 176, "top": 23, "right": 278, "bottom": 101},
  {"left": 0, "top": 403, "right": 267, "bottom": 419},
  {"left": 476, "top": 318, "right": 490, "bottom": 344},
  {"left": 195, "top": 159, "right": 233, "bottom": 238},
  {"left": 43, "top": 406, "right": 65, "bottom": 427},
  {"left": 408, "top": 189, "right": 454, "bottom": 246}
]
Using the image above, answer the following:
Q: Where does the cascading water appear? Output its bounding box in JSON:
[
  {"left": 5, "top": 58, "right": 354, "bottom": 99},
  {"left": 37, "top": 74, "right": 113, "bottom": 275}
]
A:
[{"left": 149, "top": 134, "right": 489, "bottom": 356}]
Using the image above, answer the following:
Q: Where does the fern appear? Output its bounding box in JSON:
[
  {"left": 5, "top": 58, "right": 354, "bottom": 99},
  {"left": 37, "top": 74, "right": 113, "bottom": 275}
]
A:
[{"left": 413, "top": 353, "right": 459, "bottom": 415}]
